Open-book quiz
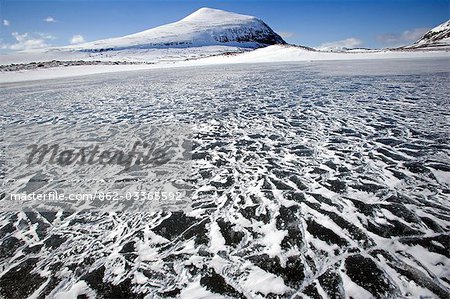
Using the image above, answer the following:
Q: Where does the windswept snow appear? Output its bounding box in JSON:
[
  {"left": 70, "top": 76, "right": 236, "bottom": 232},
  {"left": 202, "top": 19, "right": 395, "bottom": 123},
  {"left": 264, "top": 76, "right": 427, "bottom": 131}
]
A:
[{"left": 0, "top": 60, "right": 449, "bottom": 298}]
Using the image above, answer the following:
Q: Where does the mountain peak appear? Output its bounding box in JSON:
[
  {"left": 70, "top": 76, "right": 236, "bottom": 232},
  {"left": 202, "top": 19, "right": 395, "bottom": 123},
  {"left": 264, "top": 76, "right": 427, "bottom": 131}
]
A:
[
  {"left": 192, "top": 7, "right": 237, "bottom": 15},
  {"left": 181, "top": 7, "right": 256, "bottom": 23}
]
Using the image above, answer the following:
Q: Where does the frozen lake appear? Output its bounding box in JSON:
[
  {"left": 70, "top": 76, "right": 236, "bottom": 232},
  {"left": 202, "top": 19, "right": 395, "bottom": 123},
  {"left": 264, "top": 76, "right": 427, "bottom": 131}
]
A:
[{"left": 0, "top": 58, "right": 449, "bottom": 298}]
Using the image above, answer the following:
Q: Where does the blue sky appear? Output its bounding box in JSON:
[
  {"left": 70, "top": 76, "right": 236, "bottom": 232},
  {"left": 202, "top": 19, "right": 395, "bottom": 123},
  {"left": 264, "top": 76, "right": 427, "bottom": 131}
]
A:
[{"left": 0, "top": 0, "right": 448, "bottom": 52}]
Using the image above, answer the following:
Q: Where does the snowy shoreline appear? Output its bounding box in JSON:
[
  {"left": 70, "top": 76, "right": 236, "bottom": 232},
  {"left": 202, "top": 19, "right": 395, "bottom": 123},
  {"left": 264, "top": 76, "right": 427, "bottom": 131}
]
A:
[{"left": 1, "top": 45, "right": 449, "bottom": 84}]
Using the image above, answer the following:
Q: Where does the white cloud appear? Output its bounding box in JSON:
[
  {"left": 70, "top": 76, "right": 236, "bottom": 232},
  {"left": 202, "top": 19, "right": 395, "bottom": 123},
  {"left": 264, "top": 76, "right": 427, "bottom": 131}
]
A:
[
  {"left": 70, "top": 34, "right": 85, "bottom": 44},
  {"left": 37, "top": 32, "right": 56, "bottom": 40},
  {"left": 278, "top": 31, "right": 296, "bottom": 39},
  {"left": 1, "top": 32, "right": 53, "bottom": 51},
  {"left": 401, "top": 28, "right": 429, "bottom": 41},
  {"left": 44, "top": 16, "right": 56, "bottom": 23},
  {"left": 316, "top": 38, "right": 362, "bottom": 51},
  {"left": 3, "top": 19, "right": 10, "bottom": 26},
  {"left": 376, "top": 27, "right": 429, "bottom": 47}
]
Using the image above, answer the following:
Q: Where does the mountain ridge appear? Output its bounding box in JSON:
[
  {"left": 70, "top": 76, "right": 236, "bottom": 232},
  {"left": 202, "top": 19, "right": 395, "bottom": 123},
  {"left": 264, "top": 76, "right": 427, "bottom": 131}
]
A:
[{"left": 405, "top": 19, "right": 450, "bottom": 49}]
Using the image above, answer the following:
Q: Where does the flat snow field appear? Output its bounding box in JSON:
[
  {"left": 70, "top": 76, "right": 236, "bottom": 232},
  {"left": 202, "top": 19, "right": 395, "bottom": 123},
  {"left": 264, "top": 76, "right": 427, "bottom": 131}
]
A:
[
  {"left": 0, "top": 45, "right": 449, "bottom": 83},
  {"left": 0, "top": 58, "right": 449, "bottom": 298}
]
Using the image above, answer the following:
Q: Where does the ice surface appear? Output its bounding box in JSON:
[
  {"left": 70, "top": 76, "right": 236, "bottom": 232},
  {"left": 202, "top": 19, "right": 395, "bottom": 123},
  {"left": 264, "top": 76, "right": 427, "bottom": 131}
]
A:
[{"left": 0, "top": 59, "right": 449, "bottom": 298}]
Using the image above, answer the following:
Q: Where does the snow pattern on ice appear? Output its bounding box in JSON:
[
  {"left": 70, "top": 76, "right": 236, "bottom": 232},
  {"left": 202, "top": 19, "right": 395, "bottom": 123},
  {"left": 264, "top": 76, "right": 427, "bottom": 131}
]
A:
[{"left": 0, "top": 61, "right": 449, "bottom": 298}]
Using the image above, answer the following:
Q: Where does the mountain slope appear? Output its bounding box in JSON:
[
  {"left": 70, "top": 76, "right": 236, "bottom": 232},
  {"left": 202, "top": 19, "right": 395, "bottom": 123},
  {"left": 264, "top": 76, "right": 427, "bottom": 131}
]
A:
[
  {"left": 64, "top": 7, "right": 285, "bottom": 51},
  {"left": 406, "top": 20, "right": 450, "bottom": 49}
]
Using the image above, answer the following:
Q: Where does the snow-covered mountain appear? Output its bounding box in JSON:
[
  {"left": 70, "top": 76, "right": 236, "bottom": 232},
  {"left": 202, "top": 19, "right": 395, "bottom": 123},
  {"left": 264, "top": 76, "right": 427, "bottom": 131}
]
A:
[
  {"left": 0, "top": 7, "right": 286, "bottom": 65},
  {"left": 64, "top": 7, "right": 285, "bottom": 51},
  {"left": 406, "top": 20, "right": 450, "bottom": 49}
]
